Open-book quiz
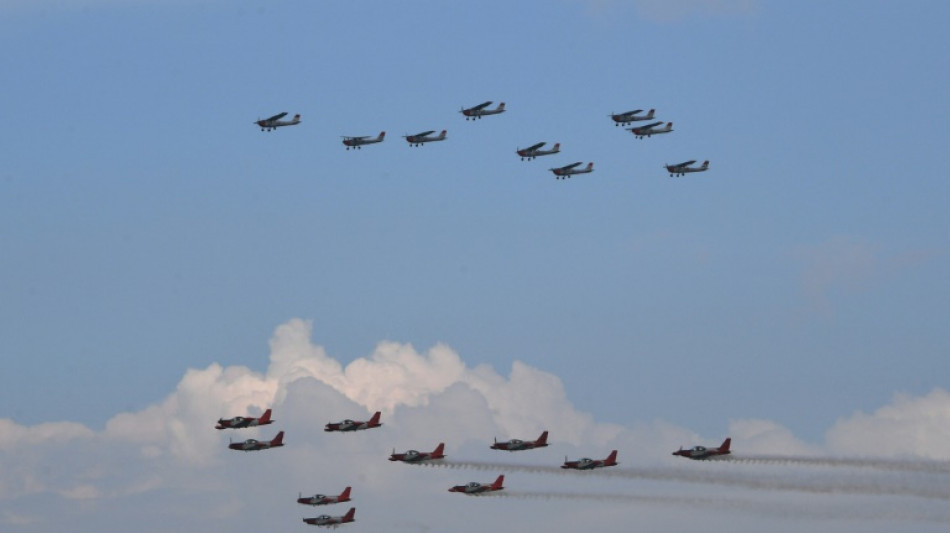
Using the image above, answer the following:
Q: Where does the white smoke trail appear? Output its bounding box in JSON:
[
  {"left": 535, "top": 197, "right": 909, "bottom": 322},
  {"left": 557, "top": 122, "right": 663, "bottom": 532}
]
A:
[
  {"left": 727, "top": 454, "right": 950, "bottom": 474},
  {"left": 431, "top": 460, "right": 950, "bottom": 501}
]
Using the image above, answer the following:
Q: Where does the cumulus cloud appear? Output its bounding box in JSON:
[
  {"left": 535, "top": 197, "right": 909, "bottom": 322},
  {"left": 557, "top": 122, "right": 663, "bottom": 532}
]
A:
[{"left": 1, "top": 319, "right": 949, "bottom": 532}]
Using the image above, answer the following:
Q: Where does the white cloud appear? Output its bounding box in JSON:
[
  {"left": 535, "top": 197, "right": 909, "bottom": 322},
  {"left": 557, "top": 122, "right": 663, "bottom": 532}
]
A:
[{"left": 1, "top": 319, "right": 949, "bottom": 532}]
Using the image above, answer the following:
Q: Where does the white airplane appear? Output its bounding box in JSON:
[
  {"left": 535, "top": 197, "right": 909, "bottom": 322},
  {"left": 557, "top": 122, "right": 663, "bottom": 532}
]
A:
[
  {"left": 550, "top": 162, "right": 594, "bottom": 179},
  {"left": 627, "top": 121, "right": 673, "bottom": 139},
  {"left": 609, "top": 108, "right": 655, "bottom": 126},
  {"left": 665, "top": 160, "right": 709, "bottom": 177},
  {"left": 516, "top": 142, "right": 560, "bottom": 161},
  {"left": 303, "top": 507, "right": 355, "bottom": 527},
  {"left": 403, "top": 130, "right": 447, "bottom": 147},
  {"left": 342, "top": 132, "right": 385, "bottom": 150},
  {"left": 254, "top": 112, "right": 301, "bottom": 131},
  {"left": 461, "top": 101, "right": 506, "bottom": 120}
]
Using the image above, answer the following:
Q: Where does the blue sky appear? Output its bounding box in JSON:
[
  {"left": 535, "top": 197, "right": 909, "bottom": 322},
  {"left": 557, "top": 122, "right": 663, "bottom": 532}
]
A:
[{"left": 2, "top": 1, "right": 950, "bottom": 530}]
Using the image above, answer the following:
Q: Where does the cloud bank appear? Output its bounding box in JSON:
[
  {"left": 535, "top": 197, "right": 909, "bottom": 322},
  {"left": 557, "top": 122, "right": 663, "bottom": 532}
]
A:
[{"left": 2, "top": 318, "right": 949, "bottom": 532}]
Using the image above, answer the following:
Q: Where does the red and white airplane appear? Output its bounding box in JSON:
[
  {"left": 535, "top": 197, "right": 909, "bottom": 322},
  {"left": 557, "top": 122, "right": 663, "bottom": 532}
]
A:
[
  {"left": 609, "top": 108, "right": 655, "bottom": 126},
  {"left": 550, "top": 162, "right": 594, "bottom": 179},
  {"left": 303, "top": 507, "right": 355, "bottom": 527},
  {"left": 215, "top": 408, "right": 273, "bottom": 430},
  {"left": 448, "top": 474, "right": 505, "bottom": 494},
  {"left": 561, "top": 450, "right": 618, "bottom": 470},
  {"left": 665, "top": 160, "right": 709, "bottom": 177},
  {"left": 673, "top": 438, "right": 731, "bottom": 460},
  {"left": 324, "top": 411, "right": 382, "bottom": 432},
  {"left": 254, "top": 112, "right": 301, "bottom": 131},
  {"left": 404, "top": 130, "right": 447, "bottom": 146},
  {"left": 389, "top": 442, "right": 446, "bottom": 463},
  {"left": 461, "top": 101, "right": 506, "bottom": 120},
  {"left": 297, "top": 486, "right": 352, "bottom": 506},
  {"left": 628, "top": 121, "right": 673, "bottom": 139},
  {"left": 342, "top": 132, "right": 385, "bottom": 150},
  {"left": 228, "top": 430, "right": 284, "bottom": 451},
  {"left": 491, "top": 431, "right": 549, "bottom": 451},
  {"left": 517, "top": 142, "right": 560, "bottom": 161}
]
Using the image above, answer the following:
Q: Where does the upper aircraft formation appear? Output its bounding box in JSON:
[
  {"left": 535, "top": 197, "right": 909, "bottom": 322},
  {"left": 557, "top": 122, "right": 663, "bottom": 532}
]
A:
[{"left": 253, "top": 100, "right": 710, "bottom": 179}]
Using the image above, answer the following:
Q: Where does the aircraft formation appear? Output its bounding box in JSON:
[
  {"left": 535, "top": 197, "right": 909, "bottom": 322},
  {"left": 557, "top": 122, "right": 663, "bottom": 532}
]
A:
[
  {"left": 215, "top": 406, "right": 731, "bottom": 527},
  {"left": 253, "top": 100, "right": 710, "bottom": 179}
]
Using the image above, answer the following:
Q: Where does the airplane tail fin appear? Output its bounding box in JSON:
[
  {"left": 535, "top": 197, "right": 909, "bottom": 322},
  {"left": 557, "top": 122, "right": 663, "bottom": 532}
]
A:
[
  {"left": 666, "top": 122, "right": 673, "bottom": 129},
  {"left": 536, "top": 431, "right": 549, "bottom": 445},
  {"left": 497, "top": 102, "right": 505, "bottom": 110},
  {"left": 433, "top": 442, "right": 445, "bottom": 457},
  {"left": 378, "top": 131, "right": 386, "bottom": 140},
  {"left": 552, "top": 143, "right": 560, "bottom": 152},
  {"left": 369, "top": 411, "right": 382, "bottom": 426},
  {"left": 586, "top": 162, "right": 594, "bottom": 171},
  {"left": 719, "top": 438, "right": 731, "bottom": 452},
  {"left": 259, "top": 409, "right": 272, "bottom": 424},
  {"left": 491, "top": 475, "right": 505, "bottom": 490},
  {"left": 646, "top": 109, "right": 655, "bottom": 118},
  {"left": 271, "top": 431, "right": 285, "bottom": 446},
  {"left": 343, "top": 507, "right": 356, "bottom": 522},
  {"left": 439, "top": 130, "right": 447, "bottom": 139},
  {"left": 605, "top": 450, "right": 618, "bottom": 465},
  {"left": 339, "top": 486, "right": 351, "bottom": 501},
  {"left": 292, "top": 114, "right": 301, "bottom": 122},
  {"left": 701, "top": 160, "right": 709, "bottom": 169}
]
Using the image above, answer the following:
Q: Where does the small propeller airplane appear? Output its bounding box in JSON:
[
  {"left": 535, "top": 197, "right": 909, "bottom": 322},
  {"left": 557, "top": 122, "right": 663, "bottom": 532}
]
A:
[
  {"left": 404, "top": 130, "right": 447, "bottom": 147},
  {"left": 215, "top": 408, "right": 274, "bottom": 430},
  {"left": 628, "top": 121, "right": 673, "bottom": 139},
  {"left": 448, "top": 474, "right": 505, "bottom": 495},
  {"left": 491, "top": 431, "right": 549, "bottom": 451},
  {"left": 609, "top": 108, "right": 655, "bottom": 126},
  {"left": 297, "top": 487, "right": 352, "bottom": 506},
  {"left": 228, "top": 430, "right": 285, "bottom": 451},
  {"left": 516, "top": 142, "right": 560, "bottom": 161},
  {"left": 254, "top": 112, "right": 301, "bottom": 131},
  {"left": 461, "top": 101, "right": 506, "bottom": 120},
  {"left": 324, "top": 411, "right": 382, "bottom": 432},
  {"left": 303, "top": 507, "right": 355, "bottom": 527},
  {"left": 389, "top": 442, "right": 446, "bottom": 463},
  {"left": 673, "top": 438, "right": 731, "bottom": 460},
  {"left": 550, "top": 162, "right": 594, "bottom": 179},
  {"left": 665, "top": 160, "right": 709, "bottom": 177},
  {"left": 561, "top": 450, "right": 618, "bottom": 470},
  {"left": 342, "top": 131, "right": 385, "bottom": 150}
]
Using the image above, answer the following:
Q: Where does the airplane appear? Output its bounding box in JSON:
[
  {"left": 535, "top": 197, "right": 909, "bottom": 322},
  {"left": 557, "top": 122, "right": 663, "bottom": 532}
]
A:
[
  {"left": 342, "top": 131, "right": 385, "bottom": 150},
  {"left": 215, "top": 408, "right": 273, "bottom": 430},
  {"left": 303, "top": 507, "right": 355, "bottom": 527},
  {"left": 516, "top": 142, "right": 560, "bottom": 161},
  {"left": 324, "top": 411, "right": 382, "bottom": 432},
  {"left": 461, "top": 101, "right": 506, "bottom": 120},
  {"left": 389, "top": 442, "right": 446, "bottom": 463},
  {"left": 254, "top": 112, "right": 301, "bottom": 131},
  {"left": 561, "top": 450, "right": 618, "bottom": 470},
  {"left": 627, "top": 121, "right": 673, "bottom": 139},
  {"left": 665, "top": 160, "right": 709, "bottom": 177},
  {"left": 609, "top": 108, "right": 655, "bottom": 126},
  {"left": 228, "top": 430, "right": 284, "bottom": 451},
  {"left": 550, "top": 162, "right": 594, "bottom": 179},
  {"left": 491, "top": 430, "right": 549, "bottom": 451},
  {"left": 448, "top": 474, "right": 505, "bottom": 495},
  {"left": 297, "top": 486, "right": 352, "bottom": 506},
  {"left": 404, "top": 130, "right": 447, "bottom": 146},
  {"left": 673, "top": 438, "right": 732, "bottom": 460}
]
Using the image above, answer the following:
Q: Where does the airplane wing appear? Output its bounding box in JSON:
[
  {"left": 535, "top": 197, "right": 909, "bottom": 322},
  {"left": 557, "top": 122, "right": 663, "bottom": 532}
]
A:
[
  {"left": 343, "top": 135, "right": 369, "bottom": 140},
  {"left": 266, "top": 112, "right": 288, "bottom": 122},
  {"left": 675, "top": 160, "right": 696, "bottom": 168},
  {"left": 527, "top": 142, "right": 546, "bottom": 151},
  {"left": 642, "top": 121, "right": 663, "bottom": 129},
  {"left": 415, "top": 130, "right": 435, "bottom": 137},
  {"left": 624, "top": 109, "right": 643, "bottom": 116},
  {"left": 472, "top": 101, "right": 492, "bottom": 110},
  {"left": 562, "top": 162, "right": 582, "bottom": 170}
]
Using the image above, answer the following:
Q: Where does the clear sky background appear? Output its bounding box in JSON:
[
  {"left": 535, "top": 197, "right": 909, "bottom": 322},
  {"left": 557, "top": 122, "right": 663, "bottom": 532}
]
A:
[{"left": 2, "top": 1, "right": 949, "bottom": 531}]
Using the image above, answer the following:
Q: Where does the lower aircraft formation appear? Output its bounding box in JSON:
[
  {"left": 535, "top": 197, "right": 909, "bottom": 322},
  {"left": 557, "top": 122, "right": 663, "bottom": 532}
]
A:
[
  {"left": 216, "top": 408, "right": 732, "bottom": 527},
  {"left": 254, "top": 102, "right": 710, "bottom": 179}
]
